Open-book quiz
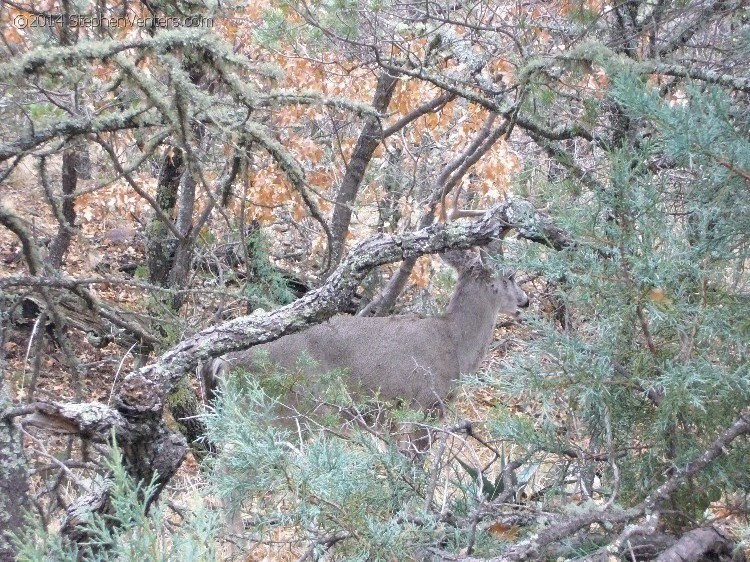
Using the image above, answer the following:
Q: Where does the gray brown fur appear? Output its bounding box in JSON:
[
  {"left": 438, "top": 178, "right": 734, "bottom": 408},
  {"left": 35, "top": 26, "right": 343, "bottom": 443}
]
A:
[{"left": 201, "top": 247, "right": 529, "bottom": 419}]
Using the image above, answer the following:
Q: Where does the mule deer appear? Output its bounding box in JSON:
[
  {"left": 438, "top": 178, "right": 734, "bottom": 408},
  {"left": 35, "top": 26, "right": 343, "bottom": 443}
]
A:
[{"left": 201, "top": 232, "right": 529, "bottom": 435}]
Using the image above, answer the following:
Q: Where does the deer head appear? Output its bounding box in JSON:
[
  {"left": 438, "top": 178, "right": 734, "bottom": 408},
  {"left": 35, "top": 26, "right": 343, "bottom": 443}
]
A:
[{"left": 441, "top": 244, "right": 529, "bottom": 317}]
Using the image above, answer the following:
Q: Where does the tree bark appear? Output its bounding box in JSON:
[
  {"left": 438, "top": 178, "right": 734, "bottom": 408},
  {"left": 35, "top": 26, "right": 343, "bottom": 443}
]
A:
[
  {"left": 146, "top": 148, "right": 183, "bottom": 287},
  {"left": 655, "top": 526, "right": 739, "bottom": 562},
  {"left": 143, "top": 145, "right": 213, "bottom": 453},
  {"left": 166, "top": 374, "right": 212, "bottom": 457},
  {"left": 326, "top": 71, "right": 398, "bottom": 274},
  {"left": 47, "top": 149, "right": 78, "bottom": 268}
]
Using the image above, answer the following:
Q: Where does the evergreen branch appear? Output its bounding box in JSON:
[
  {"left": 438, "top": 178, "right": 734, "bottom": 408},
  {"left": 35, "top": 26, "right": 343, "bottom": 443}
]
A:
[
  {"left": 527, "top": 131, "right": 608, "bottom": 191},
  {"left": 646, "top": 409, "right": 750, "bottom": 510},
  {"left": 710, "top": 155, "right": 750, "bottom": 181}
]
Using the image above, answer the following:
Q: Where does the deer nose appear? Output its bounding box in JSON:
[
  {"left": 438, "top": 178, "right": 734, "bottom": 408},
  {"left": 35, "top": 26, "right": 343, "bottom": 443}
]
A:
[{"left": 519, "top": 296, "right": 530, "bottom": 308}]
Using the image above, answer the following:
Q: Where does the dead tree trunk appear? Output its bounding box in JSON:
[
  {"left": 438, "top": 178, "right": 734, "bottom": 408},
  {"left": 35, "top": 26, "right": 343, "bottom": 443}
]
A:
[
  {"left": 144, "top": 146, "right": 209, "bottom": 457},
  {"left": 146, "top": 148, "right": 183, "bottom": 287}
]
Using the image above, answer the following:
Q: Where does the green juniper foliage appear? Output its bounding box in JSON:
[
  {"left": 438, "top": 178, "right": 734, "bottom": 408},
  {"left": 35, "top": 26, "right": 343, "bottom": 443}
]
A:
[
  {"left": 242, "top": 228, "right": 296, "bottom": 310},
  {"left": 13, "top": 443, "right": 219, "bottom": 562},
  {"left": 487, "top": 72, "right": 750, "bottom": 520},
  {"left": 204, "top": 372, "right": 429, "bottom": 556},
  {"left": 203, "top": 369, "right": 519, "bottom": 558}
]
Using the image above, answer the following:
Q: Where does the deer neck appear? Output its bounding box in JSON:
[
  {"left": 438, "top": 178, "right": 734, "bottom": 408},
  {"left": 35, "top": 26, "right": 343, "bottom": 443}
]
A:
[{"left": 445, "top": 276, "right": 499, "bottom": 375}]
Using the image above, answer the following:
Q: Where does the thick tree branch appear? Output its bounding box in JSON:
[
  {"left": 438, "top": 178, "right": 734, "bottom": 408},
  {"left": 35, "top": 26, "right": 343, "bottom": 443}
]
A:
[
  {"left": 525, "top": 43, "right": 750, "bottom": 94},
  {"left": 527, "top": 132, "right": 607, "bottom": 192},
  {"left": 12, "top": 401, "right": 128, "bottom": 440},
  {"left": 138, "top": 199, "right": 568, "bottom": 390},
  {"left": 0, "top": 30, "right": 236, "bottom": 83},
  {"left": 642, "top": 61, "right": 750, "bottom": 93},
  {"left": 381, "top": 91, "right": 455, "bottom": 138},
  {"left": 0, "top": 203, "right": 45, "bottom": 275},
  {"left": 657, "top": 0, "right": 738, "bottom": 56},
  {"left": 0, "top": 106, "right": 161, "bottom": 163},
  {"left": 654, "top": 526, "right": 736, "bottom": 562}
]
